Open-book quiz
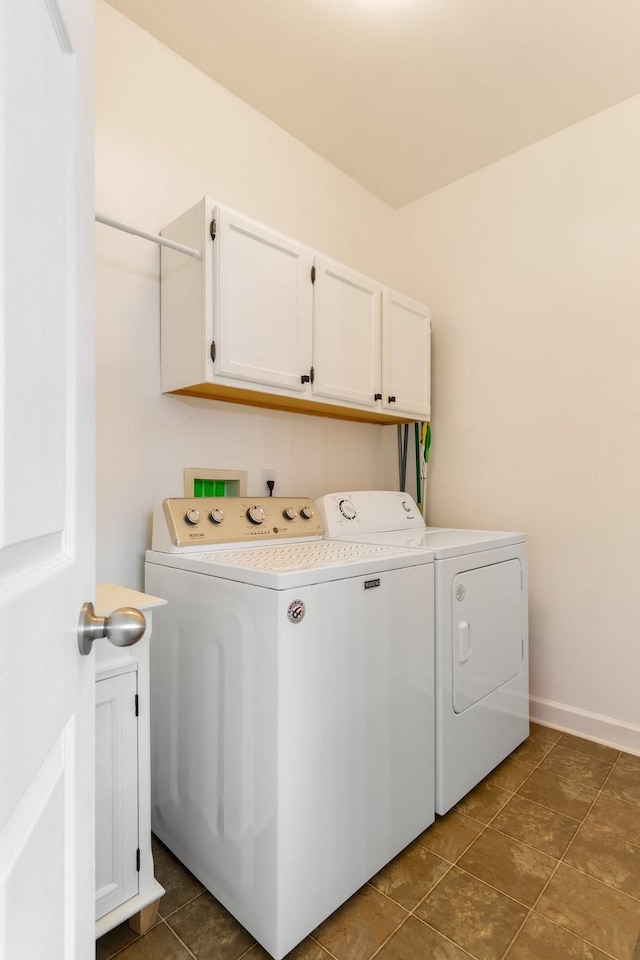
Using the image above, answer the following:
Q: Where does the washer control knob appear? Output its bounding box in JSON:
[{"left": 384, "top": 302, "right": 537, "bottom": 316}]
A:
[
  {"left": 185, "top": 509, "right": 201, "bottom": 525},
  {"left": 300, "top": 505, "right": 315, "bottom": 520},
  {"left": 401, "top": 500, "right": 412, "bottom": 512},
  {"left": 283, "top": 507, "right": 298, "bottom": 521},
  {"left": 339, "top": 499, "right": 357, "bottom": 520},
  {"left": 209, "top": 508, "right": 225, "bottom": 524},
  {"left": 247, "top": 505, "right": 266, "bottom": 525}
]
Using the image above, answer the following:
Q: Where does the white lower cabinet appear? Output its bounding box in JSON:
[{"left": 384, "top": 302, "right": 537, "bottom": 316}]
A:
[
  {"left": 94, "top": 585, "right": 166, "bottom": 939},
  {"left": 160, "top": 197, "right": 430, "bottom": 424},
  {"left": 96, "top": 671, "right": 139, "bottom": 919}
]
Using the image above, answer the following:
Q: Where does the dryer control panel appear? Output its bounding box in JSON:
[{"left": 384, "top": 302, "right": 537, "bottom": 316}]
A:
[{"left": 153, "top": 497, "right": 324, "bottom": 551}]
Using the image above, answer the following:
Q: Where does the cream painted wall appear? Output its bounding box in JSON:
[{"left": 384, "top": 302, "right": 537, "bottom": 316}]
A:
[
  {"left": 97, "top": 0, "right": 640, "bottom": 751},
  {"left": 393, "top": 95, "right": 640, "bottom": 750},
  {"left": 95, "top": 1, "right": 398, "bottom": 590}
]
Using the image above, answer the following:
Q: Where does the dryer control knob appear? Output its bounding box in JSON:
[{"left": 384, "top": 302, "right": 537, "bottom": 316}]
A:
[
  {"left": 300, "top": 505, "right": 315, "bottom": 520},
  {"left": 401, "top": 500, "right": 412, "bottom": 512},
  {"left": 209, "top": 509, "right": 225, "bottom": 524},
  {"left": 339, "top": 499, "right": 357, "bottom": 520},
  {"left": 247, "top": 505, "right": 266, "bottom": 525},
  {"left": 185, "top": 509, "right": 201, "bottom": 525},
  {"left": 283, "top": 507, "right": 298, "bottom": 521}
]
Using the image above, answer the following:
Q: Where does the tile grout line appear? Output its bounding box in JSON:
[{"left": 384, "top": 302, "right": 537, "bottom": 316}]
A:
[
  {"left": 312, "top": 742, "right": 636, "bottom": 960},
  {"left": 416, "top": 733, "right": 564, "bottom": 960},
  {"left": 495, "top": 747, "right": 626, "bottom": 960},
  {"left": 157, "top": 917, "right": 199, "bottom": 960},
  {"left": 101, "top": 732, "right": 639, "bottom": 960},
  {"left": 492, "top": 736, "right": 574, "bottom": 960},
  {"left": 395, "top": 754, "right": 541, "bottom": 960},
  {"left": 307, "top": 932, "right": 346, "bottom": 960},
  {"left": 157, "top": 888, "right": 207, "bottom": 922},
  {"left": 374, "top": 910, "right": 479, "bottom": 960}
]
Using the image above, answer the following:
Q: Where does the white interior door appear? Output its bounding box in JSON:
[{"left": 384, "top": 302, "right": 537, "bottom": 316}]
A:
[{"left": 0, "top": 0, "right": 95, "bottom": 957}]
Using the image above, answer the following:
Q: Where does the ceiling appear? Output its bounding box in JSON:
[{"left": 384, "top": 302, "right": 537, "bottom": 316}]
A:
[{"left": 105, "top": 0, "right": 640, "bottom": 208}]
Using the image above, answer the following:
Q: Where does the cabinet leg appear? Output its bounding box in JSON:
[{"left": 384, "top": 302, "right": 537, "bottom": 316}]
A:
[{"left": 128, "top": 898, "right": 161, "bottom": 936}]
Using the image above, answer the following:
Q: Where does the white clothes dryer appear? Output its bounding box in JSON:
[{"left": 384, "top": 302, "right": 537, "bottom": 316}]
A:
[
  {"left": 316, "top": 490, "right": 529, "bottom": 816},
  {"left": 145, "top": 497, "right": 435, "bottom": 960}
]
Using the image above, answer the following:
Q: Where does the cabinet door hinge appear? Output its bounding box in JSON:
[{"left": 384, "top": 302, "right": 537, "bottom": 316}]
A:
[
  {"left": 210, "top": 218, "right": 217, "bottom": 241},
  {"left": 136, "top": 848, "right": 141, "bottom": 872},
  {"left": 374, "top": 393, "right": 382, "bottom": 401},
  {"left": 311, "top": 265, "right": 316, "bottom": 284},
  {"left": 134, "top": 694, "right": 139, "bottom": 717},
  {"left": 210, "top": 340, "right": 216, "bottom": 363},
  {"left": 310, "top": 366, "right": 315, "bottom": 384},
  {"left": 301, "top": 374, "right": 310, "bottom": 384}
]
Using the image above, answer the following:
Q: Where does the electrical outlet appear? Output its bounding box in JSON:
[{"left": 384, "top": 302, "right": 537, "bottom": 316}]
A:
[{"left": 260, "top": 469, "right": 277, "bottom": 495}]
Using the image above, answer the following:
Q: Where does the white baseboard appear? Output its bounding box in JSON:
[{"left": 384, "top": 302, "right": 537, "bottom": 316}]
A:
[{"left": 530, "top": 696, "right": 640, "bottom": 757}]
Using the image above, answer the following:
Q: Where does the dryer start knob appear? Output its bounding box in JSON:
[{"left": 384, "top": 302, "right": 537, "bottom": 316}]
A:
[
  {"left": 185, "top": 509, "right": 201, "bottom": 525},
  {"left": 339, "top": 499, "right": 357, "bottom": 520},
  {"left": 247, "top": 505, "right": 266, "bottom": 525}
]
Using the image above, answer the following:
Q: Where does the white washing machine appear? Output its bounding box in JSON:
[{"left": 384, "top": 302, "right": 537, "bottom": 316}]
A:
[
  {"left": 145, "top": 496, "right": 435, "bottom": 960},
  {"left": 316, "top": 490, "right": 529, "bottom": 816}
]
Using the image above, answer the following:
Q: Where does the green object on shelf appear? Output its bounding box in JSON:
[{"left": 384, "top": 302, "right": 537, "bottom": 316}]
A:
[
  {"left": 193, "top": 479, "right": 227, "bottom": 497},
  {"left": 415, "top": 422, "right": 422, "bottom": 507}
]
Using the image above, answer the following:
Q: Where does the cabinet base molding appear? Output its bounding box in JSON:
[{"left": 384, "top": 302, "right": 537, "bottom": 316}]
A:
[
  {"left": 170, "top": 383, "right": 420, "bottom": 425},
  {"left": 96, "top": 880, "right": 165, "bottom": 939}
]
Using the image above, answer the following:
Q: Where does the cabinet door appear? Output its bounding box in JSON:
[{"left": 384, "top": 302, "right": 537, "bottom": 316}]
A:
[
  {"left": 312, "top": 257, "right": 381, "bottom": 406},
  {"left": 382, "top": 290, "right": 431, "bottom": 418},
  {"left": 215, "top": 207, "right": 313, "bottom": 391},
  {"left": 96, "top": 672, "right": 139, "bottom": 920}
]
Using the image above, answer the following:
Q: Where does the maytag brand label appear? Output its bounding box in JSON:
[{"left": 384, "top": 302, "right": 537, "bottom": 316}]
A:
[
  {"left": 364, "top": 578, "right": 381, "bottom": 590},
  {"left": 287, "top": 600, "right": 306, "bottom": 624}
]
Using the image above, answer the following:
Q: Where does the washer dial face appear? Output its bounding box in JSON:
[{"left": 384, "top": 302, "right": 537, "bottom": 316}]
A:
[
  {"left": 209, "top": 509, "right": 224, "bottom": 524},
  {"left": 283, "top": 507, "right": 298, "bottom": 521},
  {"left": 339, "top": 499, "right": 357, "bottom": 520},
  {"left": 300, "top": 505, "right": 314, "bottom": 520},
  {"left": 185, "top": 509, "right": 201, "bottom": 525},
  {"left": 247, "top": 505, "right": 266, "bottom": 525}
]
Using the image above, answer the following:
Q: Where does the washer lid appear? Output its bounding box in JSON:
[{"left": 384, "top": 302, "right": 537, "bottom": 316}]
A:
[{"left": 145, "top": 537, "right": 432, "bottom": 589}]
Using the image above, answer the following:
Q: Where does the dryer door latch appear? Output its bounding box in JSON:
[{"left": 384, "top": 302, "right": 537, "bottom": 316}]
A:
[{"left": 457, "top": 621, "right": 471, "bottom": 664}]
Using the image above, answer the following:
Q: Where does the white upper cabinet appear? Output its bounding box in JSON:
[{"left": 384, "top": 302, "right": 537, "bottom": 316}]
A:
[
  {"left": 215, "top": 207, "right": 312, "bottom": 391},
  {"left": 160, "top": 197, "right": 430, "bottom": 423},
  {"left": 312, "top": 257, "right": 381, "bottom": 407},
  {"left": 382, "top": 290, "right": 431, "bottom": 419},
  {"left": 161, "top": 198, "right": 312, "bottom": 396}
]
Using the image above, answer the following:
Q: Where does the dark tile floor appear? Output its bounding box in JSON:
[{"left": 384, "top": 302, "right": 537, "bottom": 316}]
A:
[{"left": 97, "top": 724, "right": 640, "bottom": 960}]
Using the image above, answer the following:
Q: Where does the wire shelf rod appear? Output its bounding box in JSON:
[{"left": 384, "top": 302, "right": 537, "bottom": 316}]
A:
[{"left": 95, "top": 212, "right": 203, "bottom": 261}]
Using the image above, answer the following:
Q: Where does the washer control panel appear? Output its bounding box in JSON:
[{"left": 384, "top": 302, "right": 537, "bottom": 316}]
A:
[{"left": 159, "top": 497, "right": 324, "bottom": 548}]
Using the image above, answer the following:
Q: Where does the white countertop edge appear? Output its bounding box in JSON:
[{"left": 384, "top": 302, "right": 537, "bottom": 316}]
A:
[{"left": 95, "top": 583, "right": 167, "bottom": 615}]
